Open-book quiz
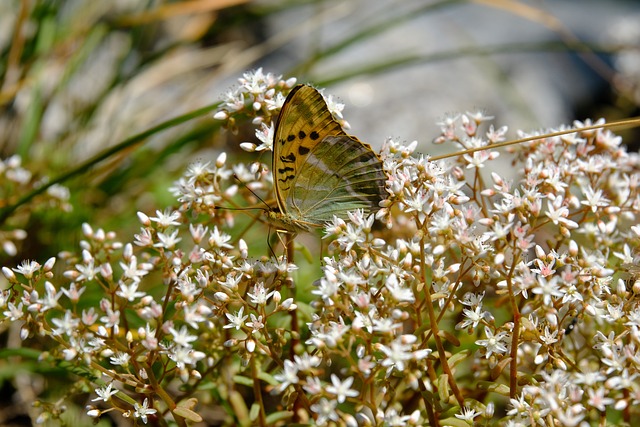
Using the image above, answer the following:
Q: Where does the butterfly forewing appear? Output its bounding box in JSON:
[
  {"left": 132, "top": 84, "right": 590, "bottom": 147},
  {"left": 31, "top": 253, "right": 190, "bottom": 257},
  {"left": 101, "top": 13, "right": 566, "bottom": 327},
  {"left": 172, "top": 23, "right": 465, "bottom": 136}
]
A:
[
  {"left": 273, "top": 85, "right": 344, "bottom": 210},
  {"left": 272, "top": 84, "right": 386, "bottom": 231}
]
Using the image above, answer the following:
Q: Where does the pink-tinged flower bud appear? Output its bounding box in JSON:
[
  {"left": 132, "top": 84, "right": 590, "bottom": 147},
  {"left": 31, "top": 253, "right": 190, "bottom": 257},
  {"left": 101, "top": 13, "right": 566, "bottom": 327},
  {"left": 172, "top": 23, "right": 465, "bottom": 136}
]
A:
[
  {"left": 214, "top": 292, "right": 229, "bottom": 302},
  {"left": 100, "top": 263, "right": 113, "bottom": 280},
  {"left": 485, "top": 402, "right": 495, "bottom": 418},
  {"left": 569, "top": 240, "right": 578, "bottom": 256},
  {"left": 238, "top": 239, "right": 248, "bottom": 259},
  {"left": 42, "top": 257, "right": 56, "bottom": 272},
  {"left": 284, "top": 77, "right": 297, "bottom": 88},
  {"left": 123, "top": 243, "right": 133, "bottom": 261},
  {"left": 450, "top": 195, "right": 470, "bottom": 204},
  {"left": 478, "top": 218, "right": 494, "bottom": 226},
  {"left": 82, "top": 223, "right": 93, "bottom": 237},
  {"left": 2, "top": 267, "right": 16, "bottom": 283},
  {"left": 63, "top": 270, "right": 80, "bottom": 281},
  {"left": 452, "top": 166, "right": 465, "bottom": 180},
  {"left": 240, "top": 142, "right": 256, "bottom": 152},
  {"left": 281, "top": 298, "right": 296, "bottom": 311},
  {"left": 180, "top": 368, "right": 189, "bottom": 383},
  {"left": 372, "top": 238, "right": 386, "bottom": 247},
  {"left": 447, "top": 263, "right": 461, "bottom": 274},
  {"left": 137, "top": 211, "right": 151, "bottom": 226},
  {"left": 272, "top": 291, "right": 281, "bottom": 304},
  {"left": 2, "top": 241, "right": 17, "bottom": 257},
  {"left": 402, "top": 253, "right": 413, "bottom": 269},
  {"left": 94, "top": 228, "right": 105, "bottom": 242},
  {"left": 216, "top": 152, "right": 227, "bottom": 168}
]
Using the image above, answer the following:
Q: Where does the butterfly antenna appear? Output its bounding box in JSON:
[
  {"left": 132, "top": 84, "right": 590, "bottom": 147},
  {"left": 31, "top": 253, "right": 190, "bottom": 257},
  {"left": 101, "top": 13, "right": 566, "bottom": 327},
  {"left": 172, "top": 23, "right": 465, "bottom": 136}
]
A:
[{"left": 233, "top": 173, "right": 272, "bottom": 210}]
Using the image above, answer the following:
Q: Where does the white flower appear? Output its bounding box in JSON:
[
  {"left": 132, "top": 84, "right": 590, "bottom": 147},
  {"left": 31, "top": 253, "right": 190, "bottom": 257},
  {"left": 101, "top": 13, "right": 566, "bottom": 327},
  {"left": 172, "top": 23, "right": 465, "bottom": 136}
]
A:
[
  {"left": 149, "top": 209, "right": 181, "bottom": 227},
  {"left": 326, "top": 374, "right": 359, "bottom": 403},
  {"left": 116, "top": 281, "right": 145, "bottom": 301},
  {"left": 309, "top": 398, "right": 339, "bottom": 425},
  {"left": 92, "top": 383, "right": 118, "bottom": 402},
  {"left": 110, "top": 352, "right": 131, "bottom": 366},
  {"left": 476, "top": 327, "right": 508, "bottom": 358},
  {"left": 120, "top": 256, "right": 150, "bottom": 282},
  {"left": 51, "top": 311, "right": 80, "bottom": 336},
  {"left": 134, "top": 398, "right": 157, "bottom": 424},
  {"left": 169, "top": 325, "right": 198, "bottom": 348},
  {"left": 12, "top": 260, "right": 41, "bottom": 279},
  {"left": 273, "top": 359, "right": 299, "bottom": 393},
  {"left": 379, "top": 336, "right": 416, "bottom": 375},
  {"left": 581, "top": 185, "right": 610, "bottom": 212},
  {"left": 154, "top": 230, "right": 181, "bottom": 249},
  {"left": 224, "top": 306, "right": 248, "bottom": 330}
]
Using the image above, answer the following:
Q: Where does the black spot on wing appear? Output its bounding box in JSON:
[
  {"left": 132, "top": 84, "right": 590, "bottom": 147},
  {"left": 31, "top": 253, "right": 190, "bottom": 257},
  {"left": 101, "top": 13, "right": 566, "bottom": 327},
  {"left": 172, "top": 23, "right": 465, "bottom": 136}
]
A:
[
  {"left": 298, "top": 146, "right": 310, "bottom": 155},
  {"left": 278, "top": 166, "right": 294, "bottom": 175},
  {"left": 298, "top": 130, "right": 306, "bottom": 139},
  {"left": 287, "top": 134, "right": 296, "bottom": 142},
  {"left": 281, "top": 153, "right": 296, "bottom": 163},
  {"left": 310, "top": 131, "right": 320, "bottom": 140}
]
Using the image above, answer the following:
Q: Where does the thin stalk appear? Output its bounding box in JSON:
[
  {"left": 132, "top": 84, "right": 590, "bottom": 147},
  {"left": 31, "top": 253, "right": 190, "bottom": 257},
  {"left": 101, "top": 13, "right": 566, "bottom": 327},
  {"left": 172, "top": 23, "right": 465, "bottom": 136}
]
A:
[{"left": 419, "top": 235, "right": 464, "bottom": 407}]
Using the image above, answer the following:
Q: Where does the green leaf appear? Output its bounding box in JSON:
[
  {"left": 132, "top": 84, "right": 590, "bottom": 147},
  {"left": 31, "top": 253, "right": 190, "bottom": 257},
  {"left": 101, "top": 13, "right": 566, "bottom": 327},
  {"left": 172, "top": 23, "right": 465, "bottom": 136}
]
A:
[
  {"left": 233, "top": 374, "right": 254, "bottom": 387},
  {"left": 448, "top": 349, "right": 471, "bottom": 368},
  {"left": 265, "top": 411, "right": 295, "bottom": 424},
  {"left": 437, "top": 374, "right": 450, "bottom": 402},
  {"left": 173, "top": 407, "right": 203, "bottom": 422}
]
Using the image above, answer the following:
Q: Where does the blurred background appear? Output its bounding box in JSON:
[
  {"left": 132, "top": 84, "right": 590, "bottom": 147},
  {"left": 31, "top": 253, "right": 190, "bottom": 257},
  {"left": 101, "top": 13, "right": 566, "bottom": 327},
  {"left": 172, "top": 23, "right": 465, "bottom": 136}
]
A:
[{"left": 0, "top": 0, "right": 640, "bottom": 423}]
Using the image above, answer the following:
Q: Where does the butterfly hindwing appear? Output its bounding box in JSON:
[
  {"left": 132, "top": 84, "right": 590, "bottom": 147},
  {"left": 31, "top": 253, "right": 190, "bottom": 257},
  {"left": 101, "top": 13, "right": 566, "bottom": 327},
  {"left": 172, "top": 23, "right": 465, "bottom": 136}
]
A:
[
  {"left": 271, "top": 84, "right": 386, "bottom": 231},
  {"left": 290, "top": 134, "right": 386, "bottom": 224}
]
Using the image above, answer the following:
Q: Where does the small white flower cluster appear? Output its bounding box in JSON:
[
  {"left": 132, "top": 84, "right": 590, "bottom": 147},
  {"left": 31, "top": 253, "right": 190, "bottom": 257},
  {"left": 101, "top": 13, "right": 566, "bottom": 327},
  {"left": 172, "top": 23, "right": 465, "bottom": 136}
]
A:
[
  {"left": 213, "top": 68, "right": 348, "bottom": 154},
  {"left": 1, "top": 76, "right": 639, "bottom": 425},
  {"left": 213, "top": 68, "right": 297, "bottom": 152}
]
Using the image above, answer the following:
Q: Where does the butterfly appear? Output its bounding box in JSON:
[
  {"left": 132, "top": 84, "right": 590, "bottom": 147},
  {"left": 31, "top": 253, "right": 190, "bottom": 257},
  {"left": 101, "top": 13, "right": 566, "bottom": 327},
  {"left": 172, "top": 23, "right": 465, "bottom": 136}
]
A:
[{"left": 266, "top": 84, "right": 387, "bottom": 233}]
